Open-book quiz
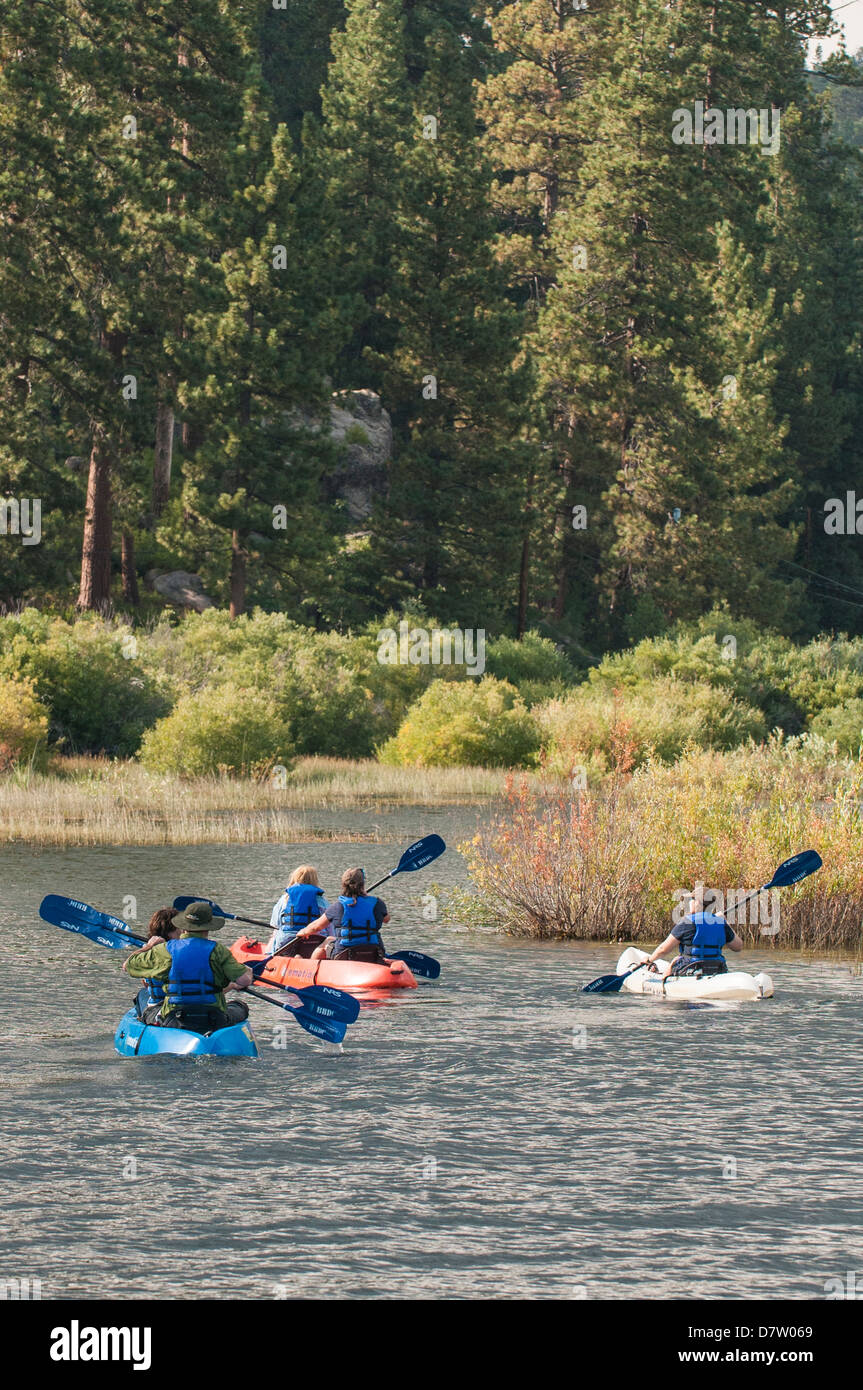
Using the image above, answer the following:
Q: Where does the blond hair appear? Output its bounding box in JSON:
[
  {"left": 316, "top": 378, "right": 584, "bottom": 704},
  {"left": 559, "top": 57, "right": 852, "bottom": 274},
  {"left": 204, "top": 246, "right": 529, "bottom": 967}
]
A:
[{"left": 287, "top": 864, "right": 321, "bottom": 888}]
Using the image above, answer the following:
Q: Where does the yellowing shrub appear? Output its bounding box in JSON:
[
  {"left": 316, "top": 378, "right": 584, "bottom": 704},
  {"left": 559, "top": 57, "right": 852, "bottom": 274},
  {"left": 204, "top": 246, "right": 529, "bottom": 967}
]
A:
[
  {"left": 139, "top": 684, "right": 293, "bottom": 777},
  {"left": 0, "top": 676, "right": 50, "bottom": 771},
  {"left": 379, "top": 677, "right": 540, "bottom": 768}
]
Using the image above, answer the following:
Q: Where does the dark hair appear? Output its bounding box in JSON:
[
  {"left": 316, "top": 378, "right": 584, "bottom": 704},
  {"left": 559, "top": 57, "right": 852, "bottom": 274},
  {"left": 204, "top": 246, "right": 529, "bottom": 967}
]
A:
[
  {"left": 147, "top": 907, "right": 179, "bottom": 938},
  {"left": 341, "top": 867, "right": 365, "bottom": 898}
]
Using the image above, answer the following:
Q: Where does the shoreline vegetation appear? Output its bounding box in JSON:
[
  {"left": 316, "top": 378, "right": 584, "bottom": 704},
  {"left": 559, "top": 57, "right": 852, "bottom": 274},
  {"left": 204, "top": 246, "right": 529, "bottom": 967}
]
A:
[
  {"left": 3, "top": 613, "right": 863, "bottom": 949},
  {"left": 0, "top": 756, "right": 522, "bottom": 846},
  {"left": 456, "top": 743, "right": 863, "bottom": 954}
]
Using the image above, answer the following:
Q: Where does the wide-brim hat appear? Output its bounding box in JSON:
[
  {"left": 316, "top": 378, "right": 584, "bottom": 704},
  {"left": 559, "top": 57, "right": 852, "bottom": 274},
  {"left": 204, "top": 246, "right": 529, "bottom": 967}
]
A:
[{"left": 173, "top": 901, "right": 224, "bottom": 933}]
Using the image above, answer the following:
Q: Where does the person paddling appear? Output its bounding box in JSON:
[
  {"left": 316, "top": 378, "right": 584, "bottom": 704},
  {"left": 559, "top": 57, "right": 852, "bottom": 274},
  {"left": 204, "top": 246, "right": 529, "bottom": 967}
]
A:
[
  {"left": 124, "top": 901, "right": 253, "bottom": 1033},
  {"left": 267, "top": 865, "right": 329, "bottom": 957},
  {"left": 645, "top": 886, "right": 744, "bottom": 978},
  {"left": 122, "top": 907, "right": 179, "bottom": 1022},
  {"left": 294, "top": 867, "right": 390, "bottom": 963}
]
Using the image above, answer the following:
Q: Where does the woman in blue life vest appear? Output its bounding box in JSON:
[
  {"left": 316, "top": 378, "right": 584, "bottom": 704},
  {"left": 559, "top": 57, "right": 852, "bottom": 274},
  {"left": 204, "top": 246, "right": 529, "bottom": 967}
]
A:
[
  {"left": 121, "top": 907, "right": 179, "bottom": 1023},
  {"left": 267, "top": 865, "right": 329, "bottom": 957},
  {"left": 294, "top": 867, "right": 390, "bottom": 963},
  {"left": 645, "top": 887, "right": 744, "bottom": 977}
]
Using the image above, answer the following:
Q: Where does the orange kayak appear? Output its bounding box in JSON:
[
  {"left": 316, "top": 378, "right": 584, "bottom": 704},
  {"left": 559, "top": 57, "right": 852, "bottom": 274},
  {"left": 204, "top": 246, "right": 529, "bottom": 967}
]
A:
[{"left": 230, "top": 936, "right": 418, "bottom": 992}]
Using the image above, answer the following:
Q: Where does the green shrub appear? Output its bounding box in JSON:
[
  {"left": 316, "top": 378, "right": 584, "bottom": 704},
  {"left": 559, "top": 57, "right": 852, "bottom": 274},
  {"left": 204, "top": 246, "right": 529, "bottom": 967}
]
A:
[
  {"left": 139, "top": 684, "right": 293, "bottom": 777},
  {"left": 593, "top": 612, "right": 863, "bottom": 734},
  {"left": 0, "top": 675, "right": 50, "bottom": 771},
  {"left": 380, "top": 677, "right": 540, "bottom": 768},
  {"left": 143, "top": 608, "right": 470, "bottom": 757},
  {"left": 0, "top": 610, "right": 170, "bottom": 755},
  {"left": 809, "top": 699, "right": 863, "bottom": 757},
  {"left": 536, "top": 676, "right": 767, "bottom": 774},
  {"left": 484, "top": 630, "right": 579, "bottom": 705}
]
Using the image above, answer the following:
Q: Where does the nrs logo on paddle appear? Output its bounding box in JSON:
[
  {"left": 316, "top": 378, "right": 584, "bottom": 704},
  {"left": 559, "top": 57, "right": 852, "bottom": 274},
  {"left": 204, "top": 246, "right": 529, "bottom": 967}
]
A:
[{"left": 50, "top": 1321, "right": 151, "bottom": 1372}]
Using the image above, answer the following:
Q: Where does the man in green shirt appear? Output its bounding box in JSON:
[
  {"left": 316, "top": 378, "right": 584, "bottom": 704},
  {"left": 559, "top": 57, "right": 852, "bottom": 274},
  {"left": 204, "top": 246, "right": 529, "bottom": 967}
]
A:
[{"left": 124, "top": 901, "right": 253, "bottom": 1033}]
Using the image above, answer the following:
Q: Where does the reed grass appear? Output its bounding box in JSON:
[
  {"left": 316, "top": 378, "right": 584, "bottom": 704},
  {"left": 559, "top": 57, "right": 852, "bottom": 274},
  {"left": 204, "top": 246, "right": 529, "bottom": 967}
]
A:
[
  {"left": 0, "top": 756, "right": 523, "bottom": 846},
  {"left": 458, "top": 740, "right": 863, "bottom": 952}
]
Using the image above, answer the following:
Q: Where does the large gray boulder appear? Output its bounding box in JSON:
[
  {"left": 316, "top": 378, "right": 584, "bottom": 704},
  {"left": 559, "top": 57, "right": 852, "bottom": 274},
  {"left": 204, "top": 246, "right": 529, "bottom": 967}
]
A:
[{"left": 147, "top": 570, "right": 214, "bottom": 612}]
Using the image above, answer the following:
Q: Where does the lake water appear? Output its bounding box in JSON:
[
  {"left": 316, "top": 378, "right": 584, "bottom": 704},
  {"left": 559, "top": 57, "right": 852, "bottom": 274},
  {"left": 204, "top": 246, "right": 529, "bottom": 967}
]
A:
[{"left": 2, "top": 807, "right": 862, "bottom": 1300}]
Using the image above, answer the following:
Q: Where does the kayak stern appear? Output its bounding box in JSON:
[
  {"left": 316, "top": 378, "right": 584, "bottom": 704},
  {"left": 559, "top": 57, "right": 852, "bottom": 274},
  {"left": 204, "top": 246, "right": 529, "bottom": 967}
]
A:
[{"left": 113, "top": 1008, "right": 259, "bottom": 1058}]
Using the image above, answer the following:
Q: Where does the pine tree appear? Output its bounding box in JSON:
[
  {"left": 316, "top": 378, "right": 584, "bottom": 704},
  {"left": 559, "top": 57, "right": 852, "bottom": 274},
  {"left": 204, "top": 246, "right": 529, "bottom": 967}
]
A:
[
  {"left": 369, "top": 23, "right": 530, "bottom": 627},
  {"left": 173, "top": 73, "right": 334, "bottom": 617},
  {"left": 311, "top": 0, "right": 413, "bottom": 389},
  {"left": 532, "top": 0, "right": 812, "bottom": 638},
  {"left": 477, "top": 0, "right": 597, "bottom": 304}
]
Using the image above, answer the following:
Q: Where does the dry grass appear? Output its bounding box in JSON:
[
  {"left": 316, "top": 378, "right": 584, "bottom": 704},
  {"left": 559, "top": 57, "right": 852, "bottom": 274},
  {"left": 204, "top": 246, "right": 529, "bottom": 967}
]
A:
[
  {"left": 0, "top": 755, "right": 524, "bottom": 846},
  {"left": 459, "top": 742, "right": 863, "bottom": 952}
]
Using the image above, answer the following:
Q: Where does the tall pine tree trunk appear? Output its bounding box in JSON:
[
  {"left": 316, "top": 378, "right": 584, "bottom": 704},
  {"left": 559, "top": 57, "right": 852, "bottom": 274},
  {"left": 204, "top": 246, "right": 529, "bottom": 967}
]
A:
[
  {"left": 121, "top": 529, "right": 139, "bottom": 605},
  {"left": 517, "top": 469, "right": 534, "bottom": 638},
  {"left": 230, "top": 531, "right": 246, "bottom": 619},
  {"left": 78, "top": 427, "right": 113, "bottom": 610},
  {"left": 152, "top": 400, "right": 174, "bottom": 516}
]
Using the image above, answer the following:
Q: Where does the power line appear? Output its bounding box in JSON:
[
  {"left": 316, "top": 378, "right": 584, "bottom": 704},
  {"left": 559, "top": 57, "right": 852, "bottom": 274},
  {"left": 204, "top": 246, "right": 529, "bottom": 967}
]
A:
[{"left": 780, "top": 558, "right": 863, "bottom": 602}]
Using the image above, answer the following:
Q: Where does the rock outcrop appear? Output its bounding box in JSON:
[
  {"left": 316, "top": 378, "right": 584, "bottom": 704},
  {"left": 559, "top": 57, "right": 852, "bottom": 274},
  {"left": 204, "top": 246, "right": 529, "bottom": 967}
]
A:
[
  {"left": 147, "top": 570, "right": 214, "bottom": 612},
  {"left": 323, "top": 389, "right": 392, "bottom": 522}
]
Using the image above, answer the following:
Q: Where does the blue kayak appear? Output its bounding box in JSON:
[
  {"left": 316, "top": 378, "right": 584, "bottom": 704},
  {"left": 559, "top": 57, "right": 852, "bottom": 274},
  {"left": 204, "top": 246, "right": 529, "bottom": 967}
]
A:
[{"left": 113, "top": 1008, "right": 258, "bottom": 1058}]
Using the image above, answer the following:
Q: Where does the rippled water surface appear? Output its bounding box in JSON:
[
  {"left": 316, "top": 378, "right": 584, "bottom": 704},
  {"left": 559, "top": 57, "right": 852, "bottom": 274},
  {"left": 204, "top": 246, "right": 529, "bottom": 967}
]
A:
[{"left": 2, "top": 810, "right": 862, "bottom": 1300}]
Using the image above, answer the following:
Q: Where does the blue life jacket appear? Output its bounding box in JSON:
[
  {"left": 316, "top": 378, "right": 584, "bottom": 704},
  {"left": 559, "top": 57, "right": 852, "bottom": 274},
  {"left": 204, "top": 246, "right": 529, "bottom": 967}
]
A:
[
  {"left": 143, "top": 977, "right": 166, "bottom": 1003},
  {"left": 334, "top": 895, "right": 381, "bottom": 952},
  {"left": 165, "top": 937, "right": 219, "bottom": 1009},
  {"left": 278, "top": 883, "right": 324, "bottom": 932},
  {"left": 683, "top": 913, "right": 728, "bottom": 963}
]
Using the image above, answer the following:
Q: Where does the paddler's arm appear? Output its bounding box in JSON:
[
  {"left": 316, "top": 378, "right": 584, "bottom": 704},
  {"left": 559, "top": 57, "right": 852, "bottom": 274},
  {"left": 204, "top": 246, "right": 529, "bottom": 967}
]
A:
[
  {"left": 645, "top": 933, "right": 678, "bottom": 968},
  {"left": 295, "top": 911, "right": 329, "bottom": 939},
  {"left": 123, "top": 943, "right": 171, "bottom": 979},
  {"left": 210, "top": 943, "right": 253, "bottom": 993},
  {"left": 726, "top": 929, "right": 744, "bottom": 952}
]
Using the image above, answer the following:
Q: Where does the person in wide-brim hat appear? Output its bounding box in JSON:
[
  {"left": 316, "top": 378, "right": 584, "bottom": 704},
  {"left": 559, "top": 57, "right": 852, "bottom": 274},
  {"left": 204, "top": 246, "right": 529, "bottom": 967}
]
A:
[
  {"left": 171, "top": 901, "right": 225, "bottom": 934},
  {"left": 123, "top": 899, "right": 252, "bottom": 1033}
]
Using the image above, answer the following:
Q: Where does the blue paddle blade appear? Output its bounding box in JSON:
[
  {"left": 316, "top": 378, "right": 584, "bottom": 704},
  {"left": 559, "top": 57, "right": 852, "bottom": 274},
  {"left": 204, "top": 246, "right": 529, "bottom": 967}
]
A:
[
  {"left": 292, "top": 1009, "right": 347, "bottom": 1045},
  {"left": 172, "top": 894, "right": 236, "bottom": 919},
  {"left": 39, "top": 895, "right": 144, "bottom": 951},
  {"left": 581, "top": 973, "right": 627, "bottom": 994},
  {"left": 293, "top": 984, "right": 361, "bottom": 1024},
  {"left": 390, "top": 950, "right": 441, "bottom": 980},
  {"left": 395, "top": 835, "right": 446, "bottom": 874},
  {"left": 582, "top": 962, "right": 647, "bottom": 994},
  {"left": 768, "top": 849, "right": 822, "bottom": 888}
]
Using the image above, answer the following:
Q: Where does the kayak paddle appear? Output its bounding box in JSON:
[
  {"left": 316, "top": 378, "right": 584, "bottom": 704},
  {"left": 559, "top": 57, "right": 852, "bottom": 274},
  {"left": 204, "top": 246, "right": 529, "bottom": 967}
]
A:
[
  {"left": 39, "top": 894, "right": 145, "bottom": 950},
  {"left": 581, "top": 849, "right": 824, "bottom": 994},
  {"left": 364, "top": 834, "right": 447, "bottom": 893},
  {"left": 172, "top": 895, "right": 271, "bottom": 930},
  {"left": 242, "top": 985, "right": 347, "bottom": 1044},
  {"left": 389, "top": 950, "right": 441, "bottom": 979},
  {"left": 175, "top": 833, "right": 449, "bottom": 952},
  {"left": 582, "top": 961, "right": 648, "bottom": 994},
  {"left": 39, "top": 895, "right": 357, "bottom": 1037}
]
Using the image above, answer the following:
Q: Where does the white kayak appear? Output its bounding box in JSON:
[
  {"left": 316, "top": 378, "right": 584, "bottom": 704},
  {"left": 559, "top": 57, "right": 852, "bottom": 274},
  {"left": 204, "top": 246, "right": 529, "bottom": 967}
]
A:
[{"left": 615, "top": 947, "right": 774, "bottom": 1002}]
